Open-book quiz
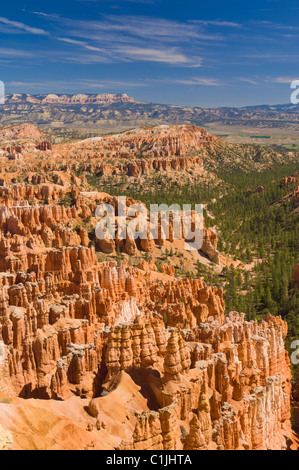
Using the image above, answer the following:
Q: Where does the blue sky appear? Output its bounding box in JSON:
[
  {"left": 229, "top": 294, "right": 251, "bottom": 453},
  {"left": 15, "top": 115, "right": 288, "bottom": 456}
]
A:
[{"left": 0, "top": 0, "right": 298, "bottom": 107}]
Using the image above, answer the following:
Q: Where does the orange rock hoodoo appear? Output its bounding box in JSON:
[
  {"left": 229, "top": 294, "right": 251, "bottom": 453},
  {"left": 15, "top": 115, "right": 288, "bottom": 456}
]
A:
[
  {"left": 0, "top": 181, "right": 295, "bottom": 450},
  {"left": 76, "top": 155, "right": 203, "bottom": 178},
  {"left": 283, "top": 172, "right": 299, "bottom": 211}
]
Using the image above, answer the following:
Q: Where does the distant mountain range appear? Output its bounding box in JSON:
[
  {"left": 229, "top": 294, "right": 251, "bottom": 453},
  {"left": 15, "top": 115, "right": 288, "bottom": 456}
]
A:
[
  {"left": 5, "top": 93, "right": 137, "bottom": 105},
  {"left": 1, "top": 93, "right": 299, "bottom": 144}
]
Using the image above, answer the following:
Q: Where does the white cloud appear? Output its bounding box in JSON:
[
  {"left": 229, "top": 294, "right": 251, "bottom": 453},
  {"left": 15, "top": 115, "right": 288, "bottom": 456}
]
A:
[
  {"left": 192, "top": 20, "right": 242, "bottom": 28},
  {"left": 0, "top": 16, "right": 48, "bottom": 35},
  {"left": 251, "top": 21, "right": 299, "bottom": 31},
  {"left": 0, "top": 48, "right": 35, "bottom": 57},
  {"left": 270, "top": 77, "right": 297, "bottom": 84},
  {"left": 116, "top": 46, "right": 191, "bottom": 64},
  {"left": 26, "top": 12, "right": 222, "bottom": 67},
  {"left": 236, "top": 77, "right": 259, "bottom": 85},
  {"left": 173, "top": 77, "right": 221, "bottom": 86},
  {"left": 57, "top": 37, "right": 104, "bottom": 52}
]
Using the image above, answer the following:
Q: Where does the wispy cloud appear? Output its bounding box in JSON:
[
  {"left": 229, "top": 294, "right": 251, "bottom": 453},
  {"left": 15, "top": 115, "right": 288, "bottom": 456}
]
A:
[
  {"left": 245, "top": 53, "right": 299, "bottom": 63},
  {"left": 57, "top": 37, "right": 105, "bottom": 52},
  {"left": 28, "top": 12, "right": 221, "bottom": 66},
  {"left": 251, "top": 20, "right": 299, "bottom": 31},
  {"left": 0, "top": 48, "right": 35, "bottom": 57},
  {"left": 3, "top": 8, "right": 299, "bottom": 106},
  {"left": 95, "top": 15, "right": 222, "bottom": 41},
  {"left": 269, "top": 77, "right": 298, "bottom": 84},
  {"left": 7, "top": 79, "right": 120, "bottom": 91},
  {"left": 80, "top": 79, "right": 148, "bottom": 88},
  {"left": 173, "top": 77, "right": 222, "bottom": 86},
  {"left": 6, "top": 78, "right": 152, "bottom": 93},
  {"left": 0, "top": 16, "right": 48, "bottom": 35},
  {"left": 77, "top": 17, "right": 222, "bottom": 45},
  {"left": 61, "top": 45, "right": 199, "bottom": 66},
  {"left": 115, "top": 46, "right": 191, "bottom": 64},
  {"left": 192, "top": 20, "right": 243, "bottom": 28},
  {"left": 7, "top": 76, "right": 224, "bottom": 92},
  {"left": 236, "top": 77, "right": 259, "bottom": 85}
]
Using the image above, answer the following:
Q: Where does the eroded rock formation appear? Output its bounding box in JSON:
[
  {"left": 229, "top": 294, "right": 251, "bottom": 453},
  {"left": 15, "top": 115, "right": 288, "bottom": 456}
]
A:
[
  {"left": 0, "top": 124, "right": 296, "bottom": 450},
  {"left": 0, "top": 182, "right": 295, "bottom": 450}
]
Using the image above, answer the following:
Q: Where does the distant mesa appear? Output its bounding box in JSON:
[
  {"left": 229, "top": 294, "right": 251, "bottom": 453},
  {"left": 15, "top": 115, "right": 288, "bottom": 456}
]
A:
[{"left": 5, "top": 93, "right": 138, "bottom": 105}]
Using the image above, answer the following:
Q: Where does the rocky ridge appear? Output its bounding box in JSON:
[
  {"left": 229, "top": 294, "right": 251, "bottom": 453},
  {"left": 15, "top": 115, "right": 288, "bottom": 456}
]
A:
[{"left": 5, "top": 93, "right": 137, "bottom": 105}]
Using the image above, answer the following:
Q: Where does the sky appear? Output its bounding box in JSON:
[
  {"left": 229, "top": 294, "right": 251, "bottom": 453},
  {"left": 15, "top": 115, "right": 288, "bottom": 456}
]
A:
[{"left": 0, "top": 0, "right": 298, "bottom": 107}]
